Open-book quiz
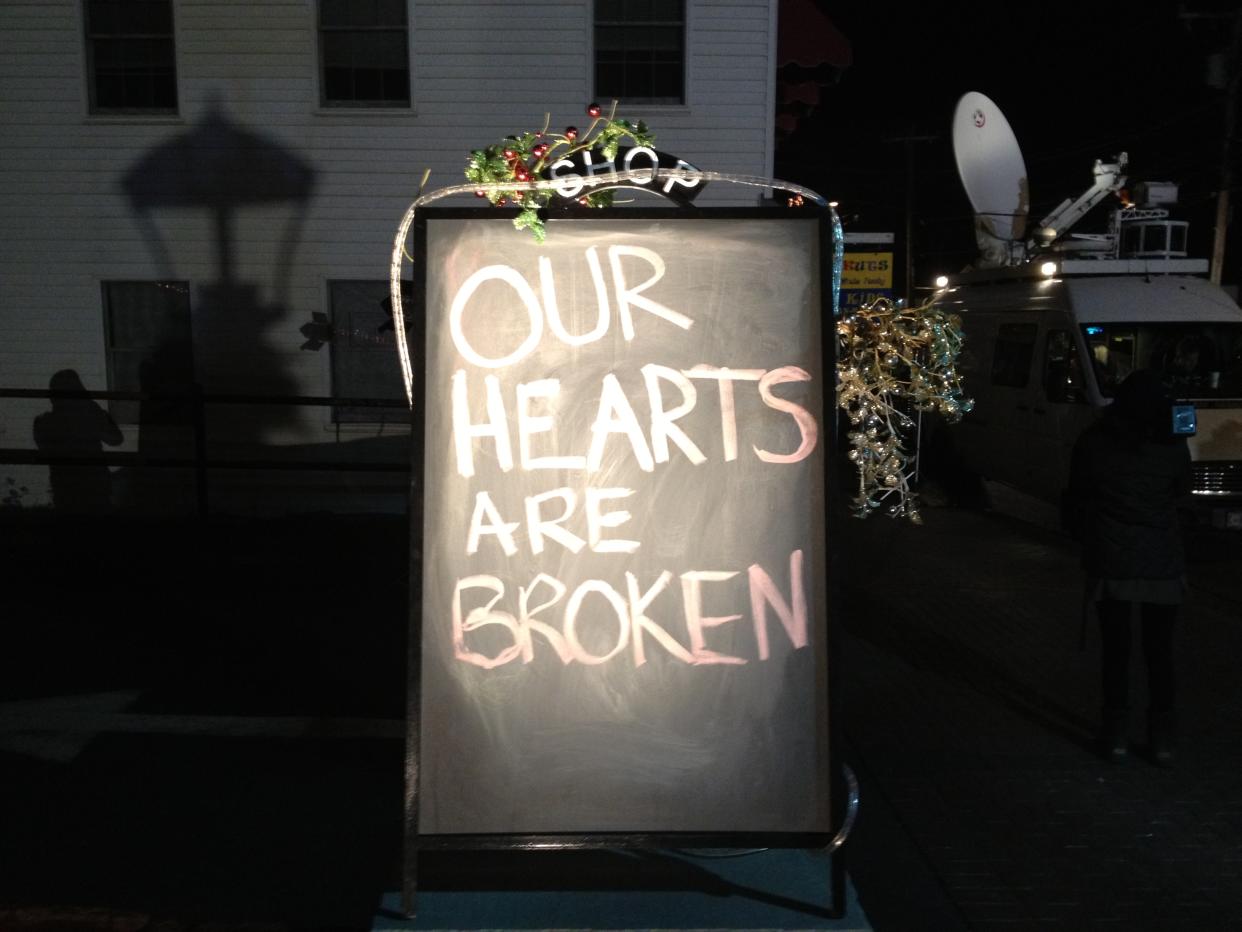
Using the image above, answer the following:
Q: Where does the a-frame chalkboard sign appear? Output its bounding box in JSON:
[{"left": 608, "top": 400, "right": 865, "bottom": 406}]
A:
[{"left": 404, "top": 207, "right": 845, "bottom": 916}]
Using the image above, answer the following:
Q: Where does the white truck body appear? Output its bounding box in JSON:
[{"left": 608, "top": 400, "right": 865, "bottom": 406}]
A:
[{"left": 933, "top": 259, "right": 1242, "bottom": 530}]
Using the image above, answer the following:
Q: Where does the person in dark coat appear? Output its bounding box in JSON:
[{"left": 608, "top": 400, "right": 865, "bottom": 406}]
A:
[{"left": 1068, "top": 369, "right": 1192, "bottom": 764}]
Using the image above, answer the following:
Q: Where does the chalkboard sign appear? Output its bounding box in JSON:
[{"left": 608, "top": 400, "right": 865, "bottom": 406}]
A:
[{"left": 409, "top": 209, "right": 835, "bottom": 841}]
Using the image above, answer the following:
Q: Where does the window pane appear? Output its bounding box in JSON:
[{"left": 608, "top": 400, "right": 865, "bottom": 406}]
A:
[
  {"left": 594, "top": 1, "right": 684, "bottom": 104},
  {"left": 990, "top": 323, "right": 1037, "bottom": 388},
  {"left": 356, "top": 31, "right": 407, "bottom": 68},
  {"left": 321, "top": 0, "right": 406, "bottom": 27},
  {"left": 649, "top": 0, "right": 681, "bottom": 20},
  {"left": 353, "top": 67, "right": 383, "bottom": 102},
  {"left": 323, "top": 67, "right": 353, "bottom": 101},
  {"left": 320, "top": 24, "right": 409, "bottom": 105},
  {"left": 329, "top": 281, "right": 411, "bottom": 423},
  {"left": 87, "top": 0, "right": 172, "bottom": 36},
  {"left": 87, "top": 1, "right": 176, "bottom": 113},
  {"left": 320, "top": 0, "right": 364, "bottom": 27},
  {"left": 103, "top": 281, "right": 193, "bottom": 425},
  {"left": 375, "top": 0, "right": 407, "bottom": 26},
  {"left": 595, "top": 0, "right": 624, "bottom": 20},
  {"left": 595, "top": 25, "right": 625, "bottom": 52}
]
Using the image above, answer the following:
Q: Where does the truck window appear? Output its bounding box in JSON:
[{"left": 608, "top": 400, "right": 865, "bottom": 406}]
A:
[
  {"left": 990, "top": 322, "right": 1037, "bottom": 388},
  {"left": 1043, "top": 329, "right": 1085, "bottom": 403},
  {"left": 1083, "top": 323, "right": 1242, "bottom": 398}
]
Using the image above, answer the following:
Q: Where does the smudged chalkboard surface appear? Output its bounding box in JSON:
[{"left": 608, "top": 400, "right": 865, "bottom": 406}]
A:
[{"left": 413, "top": 212, "right": 832, "bottom": 835}]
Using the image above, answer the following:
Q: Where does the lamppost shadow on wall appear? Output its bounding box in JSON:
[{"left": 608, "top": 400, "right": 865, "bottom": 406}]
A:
[{"left": 121, "top": 96, "right": 316, "bottom": 459}]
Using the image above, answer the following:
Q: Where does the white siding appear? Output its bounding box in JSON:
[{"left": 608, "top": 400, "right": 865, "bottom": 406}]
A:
[{"left": 0, "top": 0, "right": 778, "bottom": 511}]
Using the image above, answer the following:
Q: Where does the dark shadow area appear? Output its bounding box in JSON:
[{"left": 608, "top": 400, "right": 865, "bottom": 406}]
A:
[
  {"left": 120, "top": 97, "right": 316, "bottom": 508},
  {"left": 0, "top": 734, "right": 403, "bottom": 930},
  {"left": 32, "top": 369, "right": 122, "bottom": 513},
  {"left": 838, "top": 509, "right": 1099, "bottom": 754},
  {"left": 0, "top": 513, "right": 407, "bottom": 712},
  {"left": 408, "top": 849, "right": 839, "bottom": 923}
]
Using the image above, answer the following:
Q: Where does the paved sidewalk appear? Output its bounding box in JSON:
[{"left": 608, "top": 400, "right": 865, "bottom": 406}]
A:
[
  {"left": 1, "top": 507, "right": 1239, "bottom": 930},
  {"left": 839, "top": 503, "right": 1242, "bottom": 930}
]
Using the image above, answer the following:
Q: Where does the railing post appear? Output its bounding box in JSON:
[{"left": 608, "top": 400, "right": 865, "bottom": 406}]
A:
[{"left": 192, "top": 384, "right": 208, "bottom": 519}]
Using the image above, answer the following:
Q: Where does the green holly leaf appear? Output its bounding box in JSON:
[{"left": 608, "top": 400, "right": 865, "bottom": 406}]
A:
[{"left": 513, "top": 206, "right": 546, "bottom": 243}]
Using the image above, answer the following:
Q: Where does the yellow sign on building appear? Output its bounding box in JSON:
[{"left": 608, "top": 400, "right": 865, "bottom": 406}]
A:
[
  {"left": 841, "top": 252, "right": 893, "bottom": 290},
  {"left": 840, "top": 251, "right": 894, "bottom": 310}
]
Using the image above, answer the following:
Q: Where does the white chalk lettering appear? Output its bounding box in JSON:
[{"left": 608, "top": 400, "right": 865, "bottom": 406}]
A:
[
  {"left": 447, "top": 248, "right": 694, "bottom": 368},
  {"left": 465, "top": 491, "right": 520, "bottom": 556},
  {"left": 449, "top": 552, "right": 811, "bottom": 668},
  {"left": 452, "top": 370, "right": 513, "bottom": 478},
  {"left": 539, "top": 249, "right": 610, "bottom": 346},
  {"left": 585, "top": 487, "right": 639, "bottom": 554},
  {"left": 564, "top": 580, "right": 631, "bottom": 665},
  {"left": 452, "top": 575, "right": 522, "bottom": 669},
  {"left": 680, "top": 570, "right": 747, "bottom": 665},
  {"left": 626, "top": 570, "right": 693, "bottom": 666},
  {"left": 518, "top": 573, "right": 573, "bottom": 664},
  {"left": 524, "top": 487, "right": 586, "bottom": 555},
  {"left": 586, "top": 373, "right": 656, "bottom": 473},
  {"left": 748, "top": 549, "right": 808, "bottom": 660},
  {"left": 642, "top": 363, "right": 706, "bottom": 465},
  {"left": 516, "top": 379, "right": 586, "bottom": 470},
  {"left": 608, "top": 246, "right": 694, "bottom": 340},
  {"left": 754, "top": 366, "right": 819, "bottom": 464},
  {"left": 685, "top": 366, "right": 764, "bottom": 462},
  {"left": 449, "top": 265, "right": 544, "bottom": 368}
]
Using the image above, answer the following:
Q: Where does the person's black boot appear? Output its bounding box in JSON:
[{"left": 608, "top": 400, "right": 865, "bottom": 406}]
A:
[
  {"left": 1148, "top": 710, "right": 1176, "bottom": 767},
  {"left": 1100, "top": 708, "right": 1129, "bottom": 762}
]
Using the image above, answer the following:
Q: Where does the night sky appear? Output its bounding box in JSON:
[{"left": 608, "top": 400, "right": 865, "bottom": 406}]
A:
[{"left": 776, "top": 1, "right": 1239, "bottom": 289}]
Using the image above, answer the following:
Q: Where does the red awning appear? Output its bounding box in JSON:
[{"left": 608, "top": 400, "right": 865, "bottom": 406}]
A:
[{"left": 778, "top": 0, "right": 852, "bottom": 70}]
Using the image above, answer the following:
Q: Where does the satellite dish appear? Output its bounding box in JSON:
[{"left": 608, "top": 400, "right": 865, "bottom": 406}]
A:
[{"left": 952, "top": 92, "right": 1030, "bottom": 264}]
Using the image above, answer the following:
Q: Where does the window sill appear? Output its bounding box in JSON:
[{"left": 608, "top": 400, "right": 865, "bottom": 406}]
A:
[
  {"left": 84, "top": 113, "right": 185, "bottom": 126},
  {"left": 605, "top": 103, "right": 691, "bottom": 115},
  {"left": 325, "top": 421, "right": 411, "bottom": 434},
  {"left": 313, "top": 106, "right": 419, "bottom": 118}
]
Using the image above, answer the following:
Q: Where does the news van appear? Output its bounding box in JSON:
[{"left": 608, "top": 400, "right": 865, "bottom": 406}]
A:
[{"left": 929, "top": 93, "right": 1242, "bottom": 530}]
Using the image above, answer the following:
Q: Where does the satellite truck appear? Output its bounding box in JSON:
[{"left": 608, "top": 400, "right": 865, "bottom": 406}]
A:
[{"left": 927, "top": 91, "right": 1242, "bottom": 531}]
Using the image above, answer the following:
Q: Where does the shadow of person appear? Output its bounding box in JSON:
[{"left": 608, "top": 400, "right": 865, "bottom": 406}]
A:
[{"left": 33, "top": 369, "right": 123, "bottom": 513}]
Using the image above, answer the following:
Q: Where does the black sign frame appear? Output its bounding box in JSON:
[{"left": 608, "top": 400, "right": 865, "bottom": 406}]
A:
[{"left": 404, "top": 206, "right": 845, "bottom": 917}]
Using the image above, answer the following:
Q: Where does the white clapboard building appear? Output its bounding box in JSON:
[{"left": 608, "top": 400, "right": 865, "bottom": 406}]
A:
[{"left": 0, "top": 0, "right": 791, "bottom": 515}]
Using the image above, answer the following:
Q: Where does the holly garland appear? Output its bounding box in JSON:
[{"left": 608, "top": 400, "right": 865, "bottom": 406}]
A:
[
  {"left": 465, "top": 101, "right": 655, "bottom": 242},
  {"left": 836, "top": 298, "right": 973, "bottom": 523}
]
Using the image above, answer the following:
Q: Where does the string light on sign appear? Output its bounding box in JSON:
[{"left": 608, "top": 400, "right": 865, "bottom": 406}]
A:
[{"left": 836, "top": 297, "right": 973, "bottom": 523}]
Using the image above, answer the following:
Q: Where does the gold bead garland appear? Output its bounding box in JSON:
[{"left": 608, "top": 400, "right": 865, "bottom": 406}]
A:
[{"left": 836, "top": 298, "right": 973, "bottom": 523}]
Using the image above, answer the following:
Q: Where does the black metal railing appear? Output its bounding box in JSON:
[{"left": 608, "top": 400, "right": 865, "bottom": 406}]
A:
[{"left": 0, "top": 387, "right": 412, "bottom": 517}]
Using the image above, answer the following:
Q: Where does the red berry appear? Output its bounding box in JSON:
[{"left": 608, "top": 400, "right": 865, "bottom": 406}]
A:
[
  {"left": 502, "top": 148, "right": 518, "bottom": 160},
  {"left": 565, "top": 126, "right": 578, "bottom": 141},
  {"left": 515, "top": 167, "right": 529, "bottom": 182},
  {"left": 587, "top": 103, "right": 601, "bottom": 118},
  {"left": 474, "top": 189, "right": 486, "bottom": 198},
  {"left": 532, "top": 143, "right": 548, "bottom": 158}
]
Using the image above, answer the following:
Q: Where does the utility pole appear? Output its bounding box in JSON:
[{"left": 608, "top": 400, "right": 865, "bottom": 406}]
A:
[
  {"left": 1185, "top": 6, "right": 1242, "bottom": 285},
  {"left": 1214, "top": 13, "right": 1242, "bottom": 284},
  {"left": 889, "top": 125, "right": 937, "bottom": 301}
]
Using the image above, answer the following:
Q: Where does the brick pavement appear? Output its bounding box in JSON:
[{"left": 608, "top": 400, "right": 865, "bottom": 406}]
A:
[{"left": 839, "top": 503, "right": 1242, "bottom": 930}]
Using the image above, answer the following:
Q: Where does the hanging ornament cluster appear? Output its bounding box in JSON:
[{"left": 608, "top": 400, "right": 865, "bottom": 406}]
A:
[
  {"left": 464, "top": 101, "right": 655, "bottom": 242},
  {"left": 836, "top": 297, "right": 973, "bottom": 523}
]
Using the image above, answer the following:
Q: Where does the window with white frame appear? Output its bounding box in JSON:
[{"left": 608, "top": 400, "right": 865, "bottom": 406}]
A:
[
  {"left": 102, "top": 281, "right": 193, "bottom": 424},
  {"left": 329, "top": 281, "right": 411, "bottom": 423},
  {"left": 84, "top": 0, "right": 178, "bottom": 113},
  {"left": 594, "top": 0, "right": 685, "bottom": 105},
  {"left": 318, "top": 0, "right": 410, "bottom": 108}
]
